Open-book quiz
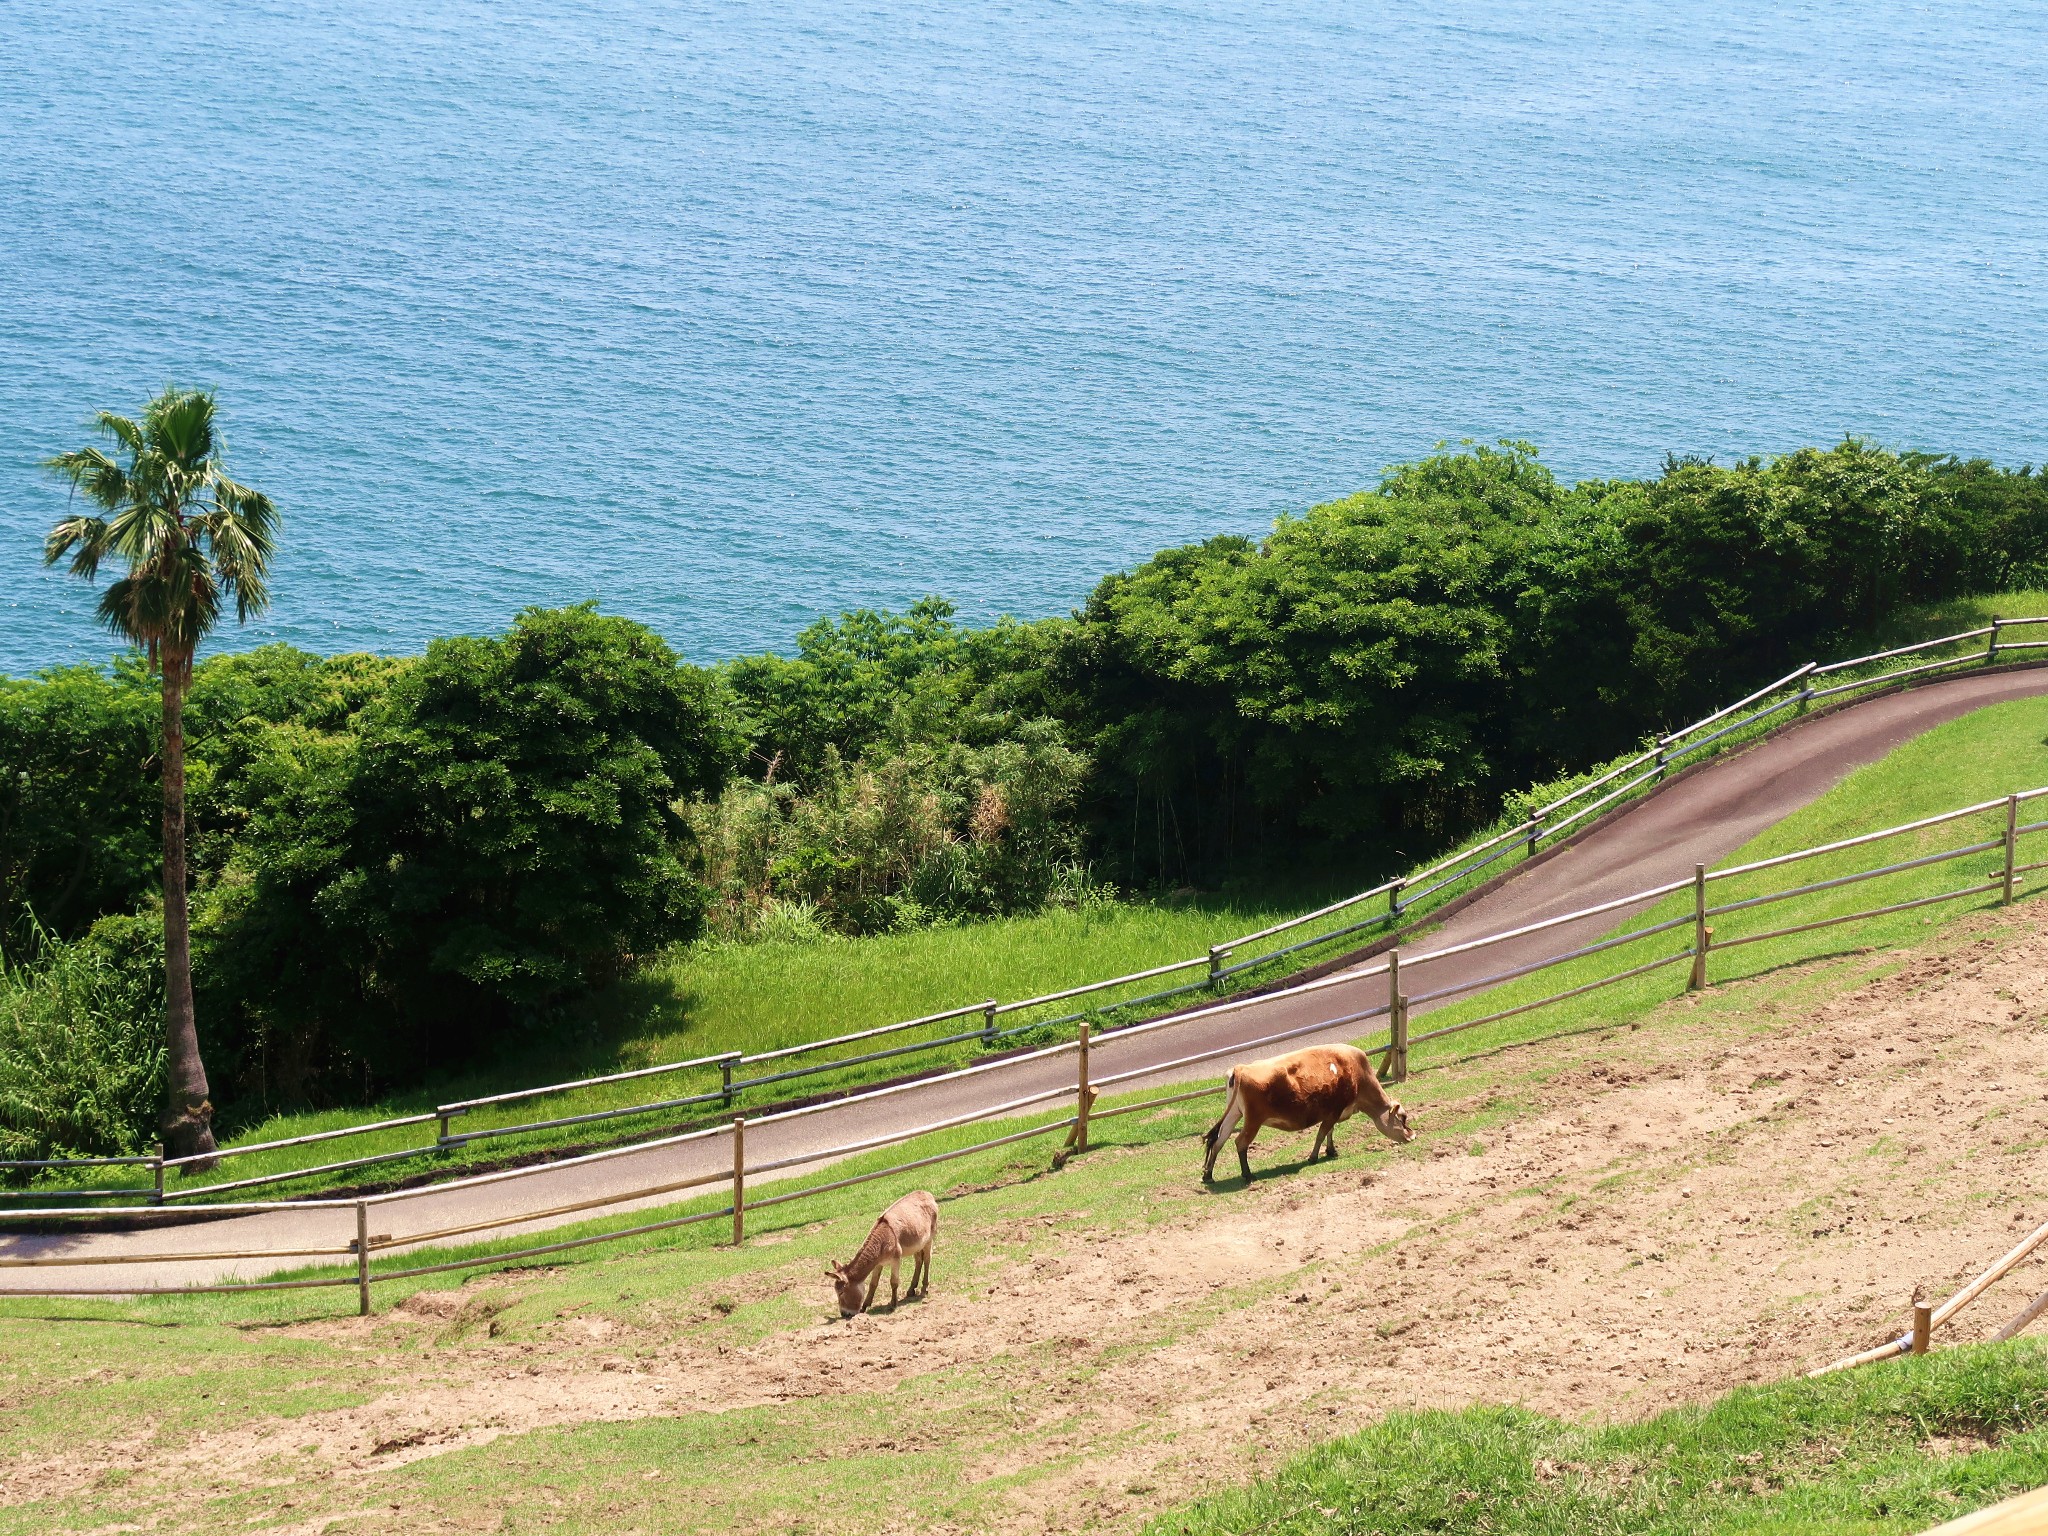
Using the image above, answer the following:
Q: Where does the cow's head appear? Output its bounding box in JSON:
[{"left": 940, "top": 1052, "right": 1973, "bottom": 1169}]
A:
[{"left": 1371, "top": 1099, "right": 1415, "bottom": 1145}]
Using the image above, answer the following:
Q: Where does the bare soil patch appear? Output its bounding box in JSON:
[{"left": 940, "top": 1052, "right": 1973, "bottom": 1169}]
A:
[{"left": 15, "top": 913, "right": 2048, "bottom": 1532}]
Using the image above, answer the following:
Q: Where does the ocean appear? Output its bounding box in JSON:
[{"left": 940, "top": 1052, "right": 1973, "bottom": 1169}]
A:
[{"left": 4, "top": 0, "right": 2045, "bottom": 675}]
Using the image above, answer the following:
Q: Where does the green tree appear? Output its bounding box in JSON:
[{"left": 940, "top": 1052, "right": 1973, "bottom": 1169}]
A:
[
  {"left": 43, "top": 388, "right": 277, "bottom": 1159},
  {"left": 0, "top": 662, "right": 160, "bottom": 955},
  {"left": 190, "top": 608, "right": 734, "bottom": 1091}
]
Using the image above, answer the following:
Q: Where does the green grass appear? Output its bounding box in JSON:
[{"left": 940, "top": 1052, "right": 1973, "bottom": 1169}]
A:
[
  {"left": 19, "top": 590, "right": 2048, "bottom": 1207},
  {"left": 1150, "top": 1340, "right": 2048, "bottom": 1536},
  {"left": 6, "top": 688, "right": 2048, "bottom": 1534},
  {"left": 1380, "top": 691, "right": 2048, "bottom": 1070},
  {"left": 4, "top": 763, "right": 2046, "bottom": 1531},
  {"left": 0, "top": 927, "right": 2037, "bottom": 1534},
  {"left": 18, "top": 694, "right": 2048, "bottom": 1323}
]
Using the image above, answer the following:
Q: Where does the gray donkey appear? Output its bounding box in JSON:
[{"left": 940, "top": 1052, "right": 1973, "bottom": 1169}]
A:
[{"left": 828, "top": 1190, "right": 938, "bottom": 1317}]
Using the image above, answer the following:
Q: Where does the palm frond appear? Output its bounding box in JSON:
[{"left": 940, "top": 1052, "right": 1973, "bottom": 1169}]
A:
[
  {"left": 43, "top": 445, "right": 128, "bottom": 512},
  {"left": 91, "top": 411, "right": 143, "bottom": 455},
  {"left": 143, "top": 388, "right": 217, "bottom": 470},
  {"left": 42, "top": 514, "right": 113, "bottom": 577},
  {"left": 46, "top": 386, "right": 277, "bottom": 662},
  {"left": 199, "top": 478, "right": 278, "bottom": 619}
]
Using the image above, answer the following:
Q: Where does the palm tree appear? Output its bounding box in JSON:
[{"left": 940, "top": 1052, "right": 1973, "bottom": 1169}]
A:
[{"left": 44, "top": 388, "right": 278, "bottom": 1162}]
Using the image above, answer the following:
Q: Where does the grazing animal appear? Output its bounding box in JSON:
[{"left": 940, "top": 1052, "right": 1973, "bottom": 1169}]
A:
[
  {"left": 828, "top": 1189, "right": 939, "bottom": 1317},
  {"left": 1202, "top": 1043, "right": 1414, "bottom": 1182}
]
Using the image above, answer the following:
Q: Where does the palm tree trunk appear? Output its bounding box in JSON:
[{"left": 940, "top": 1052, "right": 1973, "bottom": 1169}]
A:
[{"left": 159, "top": 651, "right": 217, "bottom": 1164}]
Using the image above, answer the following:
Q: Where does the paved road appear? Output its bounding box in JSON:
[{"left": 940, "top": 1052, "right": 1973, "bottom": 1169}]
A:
[{"left": 7, "top": 667, "right": 2045, "bottom": 1294}]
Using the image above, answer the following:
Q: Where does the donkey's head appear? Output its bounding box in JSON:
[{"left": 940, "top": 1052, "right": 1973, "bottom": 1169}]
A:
[
  {"left": 826, "top": 1261, "right": 865, "bottom": 1318},
  {"left": 1371, "top": 1099, "right": 1415, "bottom": 1145}
]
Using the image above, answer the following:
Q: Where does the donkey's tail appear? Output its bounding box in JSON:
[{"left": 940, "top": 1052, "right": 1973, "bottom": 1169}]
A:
[{"left": 1202, "top": 1069, "right": 1243, "bottom": 1175}]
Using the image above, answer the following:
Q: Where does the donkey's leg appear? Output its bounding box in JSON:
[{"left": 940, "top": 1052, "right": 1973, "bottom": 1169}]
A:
[
  {"left": 888, "top": 1255, "right": 902, "bottom": 1308},
  {"left": 861, "top": 1266, "right": 882, "bottom": 1313}
]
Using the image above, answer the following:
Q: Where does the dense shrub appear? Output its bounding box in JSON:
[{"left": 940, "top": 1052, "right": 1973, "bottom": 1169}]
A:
[
  {"left": 687, "top": 721, "right": 1090, "bottom": 937},
  {"left": 0, "top": 915, "right": 164, "bottom": 1170},
  {"left": 722, "top": 596, "right": 1067, "bottom": 782}
]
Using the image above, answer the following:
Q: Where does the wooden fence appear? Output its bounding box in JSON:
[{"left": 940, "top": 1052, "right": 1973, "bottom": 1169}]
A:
[
  {"left": 7, "top": 615, "right": 2042, "bottom": 1208},
  {"left": 4, "top": 777, "right": 2045, "bottom": 1312}
]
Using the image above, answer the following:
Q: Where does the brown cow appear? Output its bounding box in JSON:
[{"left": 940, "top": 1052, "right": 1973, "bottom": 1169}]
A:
[{"left": 1201, "top": 1043, "right": 1414, "bottom": 1182}]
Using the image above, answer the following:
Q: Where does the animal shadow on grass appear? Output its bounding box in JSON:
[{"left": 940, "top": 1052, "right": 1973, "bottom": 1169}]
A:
[{"left": 1203, "top": 1148, "right": 1326, "bottom": 1192}]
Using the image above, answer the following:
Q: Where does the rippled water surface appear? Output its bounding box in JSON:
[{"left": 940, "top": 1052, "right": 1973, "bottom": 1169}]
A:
[{"left": 4, "top": 0, "right": 2045, "bottom": 673}]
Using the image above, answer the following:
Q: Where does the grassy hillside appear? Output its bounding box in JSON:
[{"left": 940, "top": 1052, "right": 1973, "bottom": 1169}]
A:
[
  {"left": 1151, "top": 1341, "right": 2048, "bottom": 1536},
  {"left": 9, "top": 616, "right": 2048, "bottom": 1532},
  {"left": 1389, "top": 689, "right": 2048, "bottom": 1068},
  {"left": 5, "top": 875, "right": 2047, "bottom": 1534},
  {"left": 17, "top": 596, "right": 2047, "bottom": 1206},
  {"left": 206, "top": 690, "right": 2048, "bottom": 1284}
]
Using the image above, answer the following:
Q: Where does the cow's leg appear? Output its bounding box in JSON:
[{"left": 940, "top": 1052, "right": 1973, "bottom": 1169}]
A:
[
  {"left": 1203, "top": 1075, "right": 1245, "bottom": 1182},
  {"left": 1236, "top": 1112, "right": 1260, "bottom": 1182},
  {"left": 1322, "top": 1119, "right": 1340, "bottom": 1159}
]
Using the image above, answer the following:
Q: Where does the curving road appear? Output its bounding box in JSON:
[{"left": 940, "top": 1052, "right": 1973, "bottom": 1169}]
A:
[{"left": 7, "top": 666, "right": 2047, "bottom": 1292}]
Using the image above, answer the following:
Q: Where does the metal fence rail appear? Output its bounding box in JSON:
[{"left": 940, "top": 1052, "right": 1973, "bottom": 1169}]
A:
[{"left": 7, "top": 616, "right": 2045, "bottom": 1208}]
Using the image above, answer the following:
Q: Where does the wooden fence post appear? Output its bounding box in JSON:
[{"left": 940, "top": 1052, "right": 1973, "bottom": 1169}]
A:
[
  {"left": 1655, "top": 744, "right": 1668, "bottom": 781},
  {"left": 1389, "top": 880, "right": 1404, "bottom": 920},
  {"left": 2006, "top": 795, "right": 2020, "bottom": 904},
  {"left": 1383, "top": 950, "right": 1408, "bottom": 1083},
  {"left": 731, "top": 1118, "right": 746, "bottom": 1246},
  {"left": 981, "top": 1000, "right": 998, "bottom": 1046},
  {"left": 1690, "top": 864, "right": 1709, "bottom": 991},
  {"left": 151, "top": 1142, "right": 165, "bottom": 1207},
  {"left": 1911, "top": 1301, "right": 1932, "bottom": 1355},
  {"left": 356, "top": 1200, "right": 371, "bottom": 1317},
  {"left": 1076, "top": 1023, "right": 1092, "bottom": 1154},
  {"left": 1989, "top": 616, "right": 2004, "bottom": 663},
  {"left": 1207, "top": 946, "right": 1223, "bottom": 987},
  {"left": 1526, "top": 812, "right": 1542, "bottom": 858},
  {"left": 720, "top": 1053, "right": 737, "bottom": 1108}
]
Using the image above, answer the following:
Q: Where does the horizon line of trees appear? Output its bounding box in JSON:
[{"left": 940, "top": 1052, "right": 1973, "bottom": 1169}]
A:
[{"left": 5, "top": 422, "right": 2048, "bottom": 1161}]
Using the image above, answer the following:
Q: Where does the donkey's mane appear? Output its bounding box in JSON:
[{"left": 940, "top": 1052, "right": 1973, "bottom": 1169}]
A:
[{"left": 845, "top": 1217, "right": 893, "bottom": 1280}]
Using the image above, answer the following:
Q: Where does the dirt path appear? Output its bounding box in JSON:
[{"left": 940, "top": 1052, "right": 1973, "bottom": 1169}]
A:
[
  {"left": 6, "top": 664, "right": 2045, "bottom": 1292},
  {"left": 12, "top": 907, "right": 2048, "bottom": 1531}
]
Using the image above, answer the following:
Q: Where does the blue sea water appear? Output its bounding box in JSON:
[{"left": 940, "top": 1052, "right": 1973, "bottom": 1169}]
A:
[{"left": 4, "top": 0, "right": 2046, "bottom": 676}]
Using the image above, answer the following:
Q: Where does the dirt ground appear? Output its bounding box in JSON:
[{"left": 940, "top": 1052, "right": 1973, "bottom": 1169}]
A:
[{"left": 13, "top": 911, "right": 2048, "bottom": 1533}]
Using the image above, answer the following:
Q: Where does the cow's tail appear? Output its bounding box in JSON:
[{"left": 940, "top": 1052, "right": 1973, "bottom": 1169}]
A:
[{"left": 1202, "top": 1069, "right": 1243, "bottom": 1180}]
